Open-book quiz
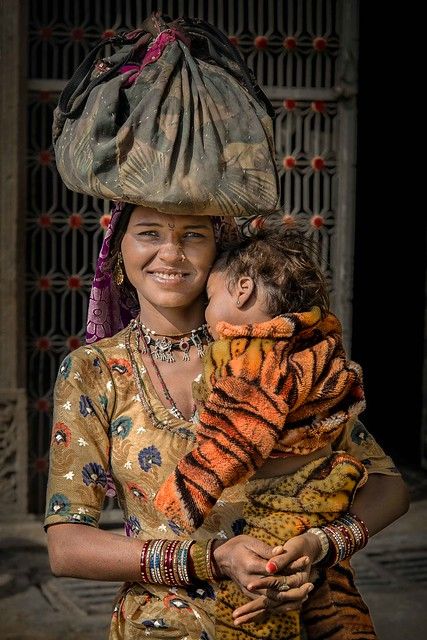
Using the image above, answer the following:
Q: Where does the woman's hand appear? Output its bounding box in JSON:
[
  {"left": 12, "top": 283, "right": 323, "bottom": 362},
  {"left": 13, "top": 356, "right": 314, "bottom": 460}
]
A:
[
  {"left": 231, "top": 533, "right": 321, "bottom": 626},
  {"left": 212, "top": 535, "right": 278, "bottom": 599}
]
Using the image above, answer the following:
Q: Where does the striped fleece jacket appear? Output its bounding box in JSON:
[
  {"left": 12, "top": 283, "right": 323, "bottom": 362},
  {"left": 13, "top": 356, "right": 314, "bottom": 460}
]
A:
[{"left": 154, "top": 307, "right": 365, "bottom": 532}]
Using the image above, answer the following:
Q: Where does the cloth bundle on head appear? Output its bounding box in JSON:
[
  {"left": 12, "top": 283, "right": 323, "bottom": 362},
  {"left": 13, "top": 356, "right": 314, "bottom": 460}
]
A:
[{"left": 53, "top": 13, "right": 279, "bottom": 217}]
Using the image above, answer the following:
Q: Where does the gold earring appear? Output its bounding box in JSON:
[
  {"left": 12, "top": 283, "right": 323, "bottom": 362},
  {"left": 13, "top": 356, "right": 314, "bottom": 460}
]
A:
[{"left": 113, "top": 252, "right": 124, "bottom": 286}]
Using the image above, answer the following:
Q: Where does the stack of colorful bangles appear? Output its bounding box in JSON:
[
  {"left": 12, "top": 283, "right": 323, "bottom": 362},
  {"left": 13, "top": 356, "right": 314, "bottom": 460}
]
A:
[
  {"left": 307, "top": 512, "right": 369, "bottom": 567},
  {"left": 139, "top": 538, "right": 217, "bottom": 586},
  {"left": 138, "top": 513, "right": 368, "bottom": 586}
]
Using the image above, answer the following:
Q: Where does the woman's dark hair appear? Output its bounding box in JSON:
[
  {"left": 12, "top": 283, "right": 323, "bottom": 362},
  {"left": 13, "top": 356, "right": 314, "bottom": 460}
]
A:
[
  {"left": 216, "top": 227, "right": 330, "bottom": 317},
  {"left": 104, "top": 203, "right": 135, "bottom": 270},
  {"left": 104, "top": 203, "right": 137, "bottom": 300}
]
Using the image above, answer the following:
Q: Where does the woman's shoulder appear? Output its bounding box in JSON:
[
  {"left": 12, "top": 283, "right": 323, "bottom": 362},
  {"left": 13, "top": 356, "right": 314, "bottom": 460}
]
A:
[
  {"left": 58, "top": 326, "right": 131, "bottom": 375},
  {"left": 73, "top": 326, "right": 130, "bottom": 360}
]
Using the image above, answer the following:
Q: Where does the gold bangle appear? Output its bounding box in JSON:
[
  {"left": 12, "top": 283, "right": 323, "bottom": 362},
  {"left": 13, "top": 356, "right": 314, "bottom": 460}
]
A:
[
  {"left": 205, "top": 538, "right": 217, "bottom": 581},
  {"left": 191, "top": 540, "right": 211, "bottom": 582}
]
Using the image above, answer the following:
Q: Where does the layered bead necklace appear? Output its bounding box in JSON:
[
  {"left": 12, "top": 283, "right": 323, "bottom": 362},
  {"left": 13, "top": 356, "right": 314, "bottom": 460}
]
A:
[{"left": 126, "top": 317, "right": 212, "bottom": 425}]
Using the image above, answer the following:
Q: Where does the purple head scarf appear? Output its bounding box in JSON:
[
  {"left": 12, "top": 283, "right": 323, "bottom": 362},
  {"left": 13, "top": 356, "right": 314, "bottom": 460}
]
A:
[
  {"left": 86, "top": 203, "right": 239, "bottom": 344},
  {"left": 86, "top": 202, "right": 130, "bottom": 344}
]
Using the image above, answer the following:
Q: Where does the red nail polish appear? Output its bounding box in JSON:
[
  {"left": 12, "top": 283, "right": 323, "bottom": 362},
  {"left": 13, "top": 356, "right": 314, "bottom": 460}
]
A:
[{"left": 266, "top": 560, "right": 278, "bottom": 573}]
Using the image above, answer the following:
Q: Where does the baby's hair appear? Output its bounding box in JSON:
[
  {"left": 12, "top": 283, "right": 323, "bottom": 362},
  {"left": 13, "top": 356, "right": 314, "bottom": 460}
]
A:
[{"left": 215, "top": 227, "right": 330, "bottom": 317}]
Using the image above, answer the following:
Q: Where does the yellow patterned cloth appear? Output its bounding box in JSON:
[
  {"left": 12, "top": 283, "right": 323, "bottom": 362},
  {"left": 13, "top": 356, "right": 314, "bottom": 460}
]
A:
[
  {"left": 215, "top": 452, "right": 368, "bottom": 640},
  {"left": 45, "top": 324, "right": 399, "bottom": 639}
]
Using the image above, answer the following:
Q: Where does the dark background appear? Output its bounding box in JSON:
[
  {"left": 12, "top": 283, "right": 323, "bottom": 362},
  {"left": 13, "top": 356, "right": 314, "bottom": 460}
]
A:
[{"left": 353, "top": 6, "right": 424, "bottom": 465}]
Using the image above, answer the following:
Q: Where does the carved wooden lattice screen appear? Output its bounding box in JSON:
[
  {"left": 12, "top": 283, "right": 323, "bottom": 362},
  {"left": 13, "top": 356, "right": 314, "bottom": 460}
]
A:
[{"left": 26, "top": 0, "right": 359, "bottom": 513}]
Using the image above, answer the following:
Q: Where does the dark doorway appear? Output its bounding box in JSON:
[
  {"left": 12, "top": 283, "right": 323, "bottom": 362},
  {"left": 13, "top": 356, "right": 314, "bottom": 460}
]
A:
[{"left": 353, "top": 7, "right": 425, "bottom": 466}]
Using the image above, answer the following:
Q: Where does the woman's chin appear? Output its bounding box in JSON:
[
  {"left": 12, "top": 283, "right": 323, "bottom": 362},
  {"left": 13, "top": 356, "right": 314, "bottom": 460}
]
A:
[{"left": 138, "top": 292, "right": 202, "bottom": 312}]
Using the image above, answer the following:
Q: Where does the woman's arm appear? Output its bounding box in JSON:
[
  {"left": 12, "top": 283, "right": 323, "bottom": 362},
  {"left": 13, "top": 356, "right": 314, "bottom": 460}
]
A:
[
  {"left": 232, "top": 472, "right": 410, "bottom": 625},
  {"left": 47, "top": 521, "right": 313, "bottom": 609},
  {"left": 350, "top": 472, "right": 410, "bottom": 535},
  {"left": 47, "top": 523, "right": 144, "bottom": 580},
  {"left": 246, "top": 472, "right": 410, "bottom": 590}
]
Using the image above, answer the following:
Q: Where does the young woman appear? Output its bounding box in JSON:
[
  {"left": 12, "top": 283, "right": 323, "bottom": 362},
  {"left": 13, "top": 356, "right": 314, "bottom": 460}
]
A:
[{"left": 45, "top": 203, "right": 409, "bottom": 639}]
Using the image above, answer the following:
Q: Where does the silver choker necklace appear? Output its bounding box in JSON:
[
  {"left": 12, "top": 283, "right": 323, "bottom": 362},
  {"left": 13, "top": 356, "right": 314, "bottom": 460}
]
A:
[{"left": 136, "top": 319, "right": 212, "bottom": 363}]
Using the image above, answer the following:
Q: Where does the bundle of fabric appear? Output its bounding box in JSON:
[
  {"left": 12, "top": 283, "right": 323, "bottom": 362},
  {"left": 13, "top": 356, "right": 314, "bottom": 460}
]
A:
[{"left": 53, "top": 13, "right": 279, "bottom": 217}]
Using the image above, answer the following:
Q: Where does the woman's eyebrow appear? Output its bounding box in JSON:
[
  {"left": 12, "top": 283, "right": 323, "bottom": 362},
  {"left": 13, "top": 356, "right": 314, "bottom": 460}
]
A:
[
  {"left": 132, "top": 222, "right": 211, "bottom": 229},
  {"left": 133, "top": 221, "right": 162, "bottom": 227},
  {"left": 183, "top": 224, "right": 211, "bottom": 230}
]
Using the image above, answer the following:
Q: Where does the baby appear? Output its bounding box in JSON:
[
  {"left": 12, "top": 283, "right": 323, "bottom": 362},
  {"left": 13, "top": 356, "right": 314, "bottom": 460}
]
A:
[{"left": 155, "top": 226, "right": 367, "bottom": 639}]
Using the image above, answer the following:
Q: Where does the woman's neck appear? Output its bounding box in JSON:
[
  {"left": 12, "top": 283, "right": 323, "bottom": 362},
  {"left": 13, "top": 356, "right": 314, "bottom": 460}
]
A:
[{"left": 138, "top": 299, "right": 206, "bottom": 336}]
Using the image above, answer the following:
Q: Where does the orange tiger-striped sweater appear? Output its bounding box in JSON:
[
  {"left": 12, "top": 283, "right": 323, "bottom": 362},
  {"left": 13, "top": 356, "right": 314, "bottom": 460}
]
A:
[{"left": 155, "top": 307, "right": 365, "bottom": 532}]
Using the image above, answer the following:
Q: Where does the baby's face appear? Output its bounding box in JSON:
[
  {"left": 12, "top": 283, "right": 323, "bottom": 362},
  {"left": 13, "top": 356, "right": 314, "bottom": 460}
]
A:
[{"left": 205, "top": 269, "right": 240, "bottom": 338}]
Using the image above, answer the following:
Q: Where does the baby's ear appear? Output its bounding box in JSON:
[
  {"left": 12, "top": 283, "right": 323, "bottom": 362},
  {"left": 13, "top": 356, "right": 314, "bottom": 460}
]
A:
[{"left": 235, "top": 276, "right": 255, "bottom": 306}]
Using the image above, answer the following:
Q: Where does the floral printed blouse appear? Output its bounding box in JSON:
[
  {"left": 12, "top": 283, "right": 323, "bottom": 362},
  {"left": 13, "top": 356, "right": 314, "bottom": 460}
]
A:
[{"left": 45, "top": 323, "right": 399, "bottom": 639}]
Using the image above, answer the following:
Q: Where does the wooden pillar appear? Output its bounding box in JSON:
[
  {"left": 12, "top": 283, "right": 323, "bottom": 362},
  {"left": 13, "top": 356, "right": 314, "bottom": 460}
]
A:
[{"left": 0, "top": 0, "right": 28, "bottom": 516}]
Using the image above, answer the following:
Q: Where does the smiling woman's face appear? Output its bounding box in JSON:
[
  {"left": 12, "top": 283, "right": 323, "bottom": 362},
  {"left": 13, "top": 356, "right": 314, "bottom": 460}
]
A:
[{"left": 121, "top": 206, "right": 216, "bottom": 312}]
